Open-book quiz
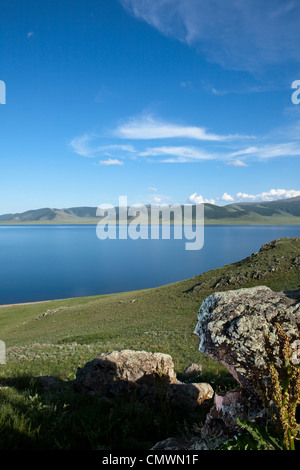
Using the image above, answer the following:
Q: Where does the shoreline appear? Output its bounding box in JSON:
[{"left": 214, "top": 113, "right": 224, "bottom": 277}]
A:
[
  {"left": 1, "top": 221, "right": 300, "bottom": 226},
  {"left": 0, "top": 298, "right": 68, "bottom": 308},
  {"left": 0, "top": 295, "right": 95, "bottom": 309}
]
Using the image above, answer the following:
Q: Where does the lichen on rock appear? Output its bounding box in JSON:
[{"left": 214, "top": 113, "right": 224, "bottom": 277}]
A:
[{"left": 194, "top": 286, "right": 300, "bottom": 392}]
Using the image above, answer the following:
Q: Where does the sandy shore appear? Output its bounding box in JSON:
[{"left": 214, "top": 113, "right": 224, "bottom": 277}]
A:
[{"left": 0, "top": 298, "right": 72, "bottom": 308}]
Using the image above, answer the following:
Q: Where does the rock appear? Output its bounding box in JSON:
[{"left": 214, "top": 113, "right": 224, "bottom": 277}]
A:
[
  {"left": 74, "top": 349, "right": 177, "bottom": 394},
  {"left": 36, "top": 307, "right": 66, "bottom": 320},
  {"left": 183, "top": 363, "right": 202, "bottom": 378},
  {"left": 74, "top": 349, "right": 213, "bottom": 409},
  {"left": 168, "top": 382, "right": 214, "bottom": 408},
  {"left": 151, "top": 437, "right": 208, "bottom": 451},
  {"left": 194, "top": 286, "right": 300, "bottom": 393},
  {"left": 259, "top": 239, "right": 284, "bottom": 252},
  {"left": 197, "top": 387, "right": 266, "bottom": 448}
]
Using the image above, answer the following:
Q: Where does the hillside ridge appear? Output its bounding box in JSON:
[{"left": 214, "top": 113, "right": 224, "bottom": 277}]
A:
[{"left": 1, "top": 196, "right": 300, "bottom": 224}]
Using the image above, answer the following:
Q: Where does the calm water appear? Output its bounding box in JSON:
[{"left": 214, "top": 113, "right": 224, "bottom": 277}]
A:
[{"left": 0, "top": 224, "right": 300, "bottom": 305}]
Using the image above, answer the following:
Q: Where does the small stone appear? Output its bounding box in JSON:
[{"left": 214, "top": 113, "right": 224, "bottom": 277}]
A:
[{"left": 183, "top": 363, "right": 203, "bottom": 378}]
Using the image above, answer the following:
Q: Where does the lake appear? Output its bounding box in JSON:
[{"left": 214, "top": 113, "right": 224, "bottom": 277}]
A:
[{"left": 0, "top": 224, "right": 300, "bottom": 306}]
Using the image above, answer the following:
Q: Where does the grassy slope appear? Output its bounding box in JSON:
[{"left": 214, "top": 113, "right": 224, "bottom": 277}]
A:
[{"left": 0, "top": 236, "right": 299, "bottom": 450}]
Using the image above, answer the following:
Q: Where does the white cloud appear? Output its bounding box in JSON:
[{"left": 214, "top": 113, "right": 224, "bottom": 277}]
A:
[
  {"left": 27, "top": 32, "right": 34, "bottom": 38},
  {"left": 120, "top": 0, "right": 300, "bottom": 73},
  {"left": 115, "top": 114, "right": 233, "bottom": 141},
  {"left": 235, "top": 188, "right": 300, "bottom": 202},
  {"left": 188, "top": 188, "right": 300, "bottom": 206},
  {"left": 138, "top": 141, "right": 300, "bottom": 164},
  {"left": 140, "top": 145, "right": 215, "bottom": 162},
  {"left": 226, "top": 159, "right": 248, "bottom": 167},
  {"left": 98, "top": 158, "right": 124, "bottom": 166},
  {"left": 222, "top": 192, "right": 234, "bottom": 202},
  {"left": 236, "top": 192, "right": 257, "bottom": 201},
  {"left": 70, "top": 133, "right": 136, "bottom": 158},
  {"left": 189, "top": 192, "right": 215, "bottom": 205},
  {"left": 148, "top": 187, "right": 158, "bottom": 192},
  {"left": 229, "top": 142, "right": 300, "bottom": 160},
  {"left": 70, "top": 134, "right": 93, "bottom": 157}
]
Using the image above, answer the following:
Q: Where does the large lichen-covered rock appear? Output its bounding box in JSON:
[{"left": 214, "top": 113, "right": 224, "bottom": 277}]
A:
[{"left": 194, "top": 286, "right": 300, "bottom": 392}]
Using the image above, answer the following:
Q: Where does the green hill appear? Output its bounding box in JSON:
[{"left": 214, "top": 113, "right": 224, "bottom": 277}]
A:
[
  {"left": 204, "top": 196, "right": 300, "bottom": 223},
  {"left": 1, "top": 196, "right": 300, "bottom": 225}
]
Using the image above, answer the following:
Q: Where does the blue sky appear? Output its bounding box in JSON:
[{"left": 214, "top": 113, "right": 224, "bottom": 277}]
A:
[{"left": 1, "top": 0, "right": 300, "bottom": 213}]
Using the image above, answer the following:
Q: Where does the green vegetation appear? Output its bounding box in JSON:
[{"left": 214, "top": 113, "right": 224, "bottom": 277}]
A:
[
  {"left": 261, "top": 323, "right": 300, "bottom": 450},
  {"left": 220, "top": 418, "right": 286, "bottom": 450},
  {"left": 0, "top": 237, "right": 299, "bottom": 449},
  {"left": 222, "top": 322, "right": 300, "bottom": 451}
]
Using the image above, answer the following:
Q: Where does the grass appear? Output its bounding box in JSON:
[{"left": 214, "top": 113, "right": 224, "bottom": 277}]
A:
[{"left": 0, "top": 236, "right": 299, "bottom": 449}]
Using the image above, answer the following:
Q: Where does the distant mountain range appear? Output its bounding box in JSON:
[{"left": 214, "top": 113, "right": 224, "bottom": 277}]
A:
[{"left": 1, "top": 196, "right": 300, "bottom": 224}]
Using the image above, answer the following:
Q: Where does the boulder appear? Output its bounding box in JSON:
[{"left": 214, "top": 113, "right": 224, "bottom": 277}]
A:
[
  {"left": 168, "top": 382, "right": 213, "bottom": 408},
  {"left": 74, "top": 349, "right": 177, "bottom": 395},
  {"left": 183, "top": 363, "right": 203, "bottom": 379},
  {"left": 74, "top": 349, "right": 213, "bottom": 408},
  {"left": 194, "top": 286, "right": 300, "bottom": 392}
]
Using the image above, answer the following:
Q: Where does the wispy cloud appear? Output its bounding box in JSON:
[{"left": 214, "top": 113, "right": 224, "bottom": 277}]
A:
[
  {"left": 70, "top": 133, "right": 136, "bottom": 158},
  {"left": 120, "top": 0, "right": 300, "bottom": 73},
  {"left": 70, "top": 134, "right": 95, "bottom": 157},
  {"left": 97, "top": 158, "right": 124, "bottom": 166},
  {"left": 229, "top": 142, "right": 300, "bottom": 160},
  {"left": 154, "top": 141, "right": 300, "bottom": 164},
  {"left": 71, "top": 115, "right": 300, "bottom": 167},
  {"left": 27, "top": 31, "right": 34, "bottom": 38},
  {"left": 226, "top": 159, "right": 248, "bottom": 167},
  {"left": 140, "top": 146, "right": 215, "bottom": 162},
  {"left": 114, "top": 114, "right": 236, "bottom": 141}
]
